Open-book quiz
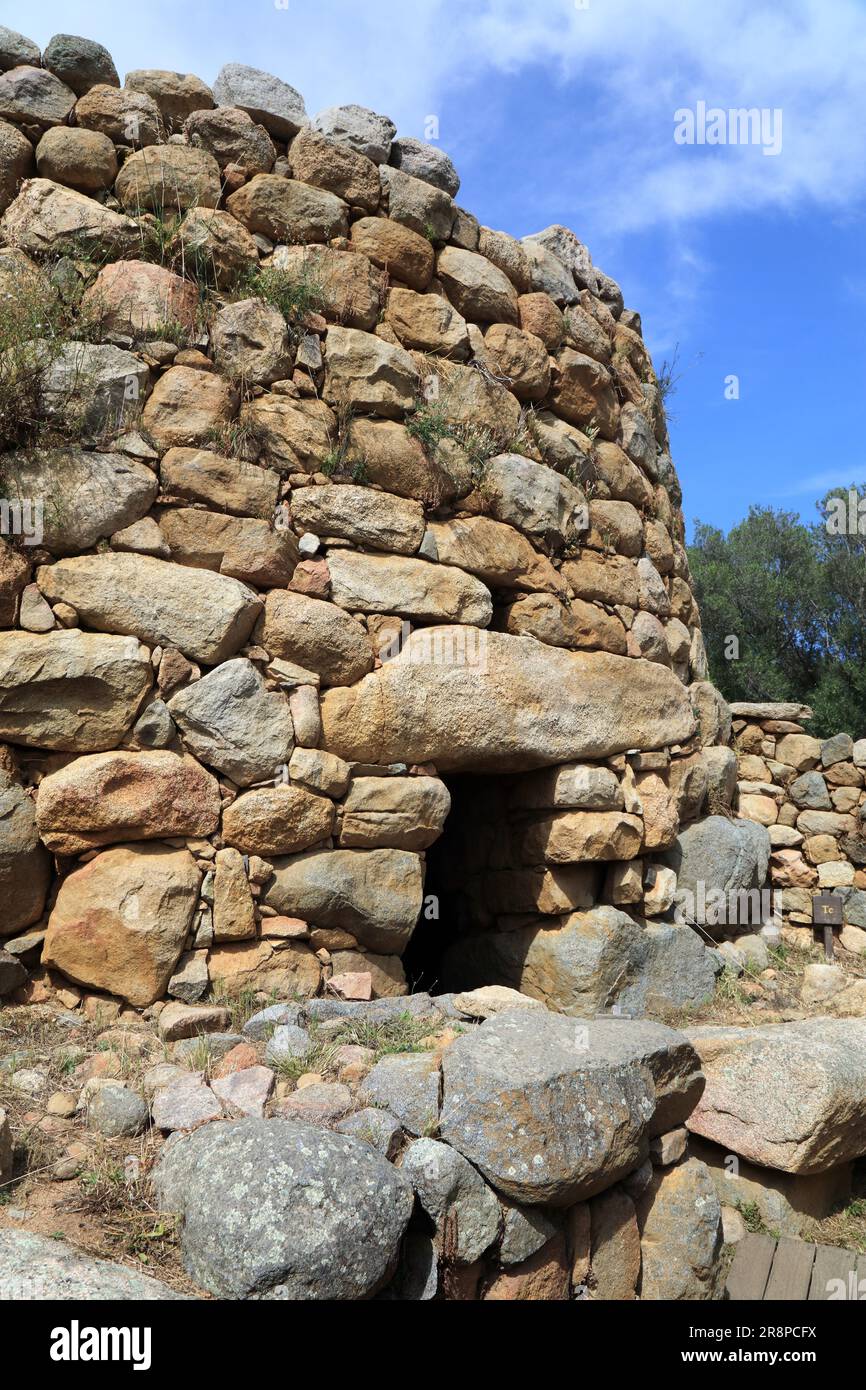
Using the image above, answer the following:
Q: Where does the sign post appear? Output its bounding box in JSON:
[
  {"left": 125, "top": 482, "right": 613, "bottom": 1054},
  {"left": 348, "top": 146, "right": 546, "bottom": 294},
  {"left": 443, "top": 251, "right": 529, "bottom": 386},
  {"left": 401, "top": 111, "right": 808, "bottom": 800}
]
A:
[{"left": 812, "top": 892, "right": 843, "bottom": 961}]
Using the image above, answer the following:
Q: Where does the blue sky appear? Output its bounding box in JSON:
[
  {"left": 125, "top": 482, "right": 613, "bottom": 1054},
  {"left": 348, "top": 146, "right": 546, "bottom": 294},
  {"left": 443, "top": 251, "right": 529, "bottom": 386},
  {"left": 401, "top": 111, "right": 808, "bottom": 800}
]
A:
[{"left": 8, "top": 0, "right": 866, "bottom": 537}]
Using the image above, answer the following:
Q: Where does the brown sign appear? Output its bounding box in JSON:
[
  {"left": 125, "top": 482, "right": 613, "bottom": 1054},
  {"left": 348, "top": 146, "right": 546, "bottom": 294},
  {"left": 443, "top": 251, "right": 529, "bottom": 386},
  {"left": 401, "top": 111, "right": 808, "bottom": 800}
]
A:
[{"left": 812, "top": 892, "right": 843, "bottom": 926}]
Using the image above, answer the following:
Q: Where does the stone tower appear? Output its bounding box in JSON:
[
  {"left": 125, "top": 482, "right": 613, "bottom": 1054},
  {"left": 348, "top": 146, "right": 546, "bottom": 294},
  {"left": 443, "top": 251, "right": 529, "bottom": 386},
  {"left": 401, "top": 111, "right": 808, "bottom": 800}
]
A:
[{"left": 0, "top": 44, "right": 743, "bottom": 1014}]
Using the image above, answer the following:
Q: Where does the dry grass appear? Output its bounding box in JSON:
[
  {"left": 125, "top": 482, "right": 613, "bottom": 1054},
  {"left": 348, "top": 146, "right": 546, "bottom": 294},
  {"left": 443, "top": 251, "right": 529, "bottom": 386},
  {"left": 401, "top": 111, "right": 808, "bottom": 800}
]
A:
[
  {"left": 650, "top": 938, "right": 831, "bottom": 1030},
  {"left": 68, "top": 1140, "right": 181, "bottom": 1273},
  {"left": 802, "top": 1197, "right": 866, "bottom": 1254},
  {"left": 271, "top": 1010, "right": 448, "bottom": 1085}
]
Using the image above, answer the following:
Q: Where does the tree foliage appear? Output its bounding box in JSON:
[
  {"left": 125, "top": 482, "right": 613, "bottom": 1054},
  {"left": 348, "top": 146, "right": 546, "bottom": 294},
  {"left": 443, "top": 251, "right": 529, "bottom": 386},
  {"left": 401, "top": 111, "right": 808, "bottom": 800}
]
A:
[{"left": 688, "top": 486, "right": 866, "bottom": 737}]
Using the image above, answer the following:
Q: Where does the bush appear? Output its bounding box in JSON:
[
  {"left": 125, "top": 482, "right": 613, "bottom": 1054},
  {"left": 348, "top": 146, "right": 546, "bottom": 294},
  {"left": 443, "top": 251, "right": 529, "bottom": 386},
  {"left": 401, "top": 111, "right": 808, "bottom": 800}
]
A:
[{"left": 0, "top": 268, "right": 70, "bottom": 452}]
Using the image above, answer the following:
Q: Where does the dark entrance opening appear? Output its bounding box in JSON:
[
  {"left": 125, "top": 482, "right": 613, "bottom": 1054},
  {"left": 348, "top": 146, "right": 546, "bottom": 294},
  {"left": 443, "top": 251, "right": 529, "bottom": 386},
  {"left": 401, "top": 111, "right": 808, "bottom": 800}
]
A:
[{"left": 402, "top": 772, "right": 506, "bottom": 995}]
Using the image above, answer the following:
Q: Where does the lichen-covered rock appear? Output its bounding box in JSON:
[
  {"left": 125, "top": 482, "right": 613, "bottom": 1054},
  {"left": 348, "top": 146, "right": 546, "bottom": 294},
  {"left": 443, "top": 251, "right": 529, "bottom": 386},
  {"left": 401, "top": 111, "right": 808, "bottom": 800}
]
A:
[
  {"left": 87, "top": 1083, "right": 149, "bottom": 1138},
  {"left": 185, "top": 105, "right": 275, "bottom": 175},
  {"left": 384, "top": 287, "right": 469, "bottom": 356},
  {"left": 35, "top": 340, "right": 149, "bottom": 440},
  {"left": 153, "top": 1117, "right": 412, "bottom": 1299},
  {"left": 685, "top": 1018, "right": 866, "bottom": 1173},
  {"left": 42, "top": 34, "right": 119, "bottom": 95},
  {"left": 438, "top": 1010, "right": 702, "bottom": 1204},
  {"left": 362, "top": 1052, "right": 441, "bottom": 1135},
  {"left": 636, "top": 1158, "right": 722, "bottom": 1300},
  {"left": 0, "top": 64, "right": 75, "bottom": 129},
  {"left": 0, "top": 1231, "right": 188, "bottom": 1300},
  {"left": 400, "top": 1138, "right": 502, "bottom": 1263},
  {"left": 211, "top": 848, "right": 256, "bottom": 942},
  {"left": 499, "top": 592, "right": 626, "bottom": 653},
  {"left": 0, "top": 27, "right": 40, "bottom": 72},
  {"left": 441, "top": 909, "right": 719, "bottom": 1018}
]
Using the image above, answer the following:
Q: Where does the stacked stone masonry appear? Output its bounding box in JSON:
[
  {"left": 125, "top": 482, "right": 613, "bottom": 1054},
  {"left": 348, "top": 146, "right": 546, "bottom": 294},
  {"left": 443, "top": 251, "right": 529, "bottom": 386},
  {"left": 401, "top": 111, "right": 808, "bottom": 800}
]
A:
[
  {"left": 0, "top": 35, "right": 742, "bottom": 1020},
  {"left": 733, "top": 701, "right": 866, "bottom": 952}
]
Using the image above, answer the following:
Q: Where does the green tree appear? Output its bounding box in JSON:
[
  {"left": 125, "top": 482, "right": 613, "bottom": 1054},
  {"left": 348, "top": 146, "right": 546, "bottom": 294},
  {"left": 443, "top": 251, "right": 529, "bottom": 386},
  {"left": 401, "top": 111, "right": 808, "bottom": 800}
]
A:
[{"left": 688, "top": 486, "right": 866, "bottom": 737}]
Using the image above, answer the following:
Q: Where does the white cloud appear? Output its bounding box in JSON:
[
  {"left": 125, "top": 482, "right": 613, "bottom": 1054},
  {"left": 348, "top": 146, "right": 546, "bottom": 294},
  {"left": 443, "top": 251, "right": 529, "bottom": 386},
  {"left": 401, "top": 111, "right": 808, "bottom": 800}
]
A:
[
  {"left": 22, "top": 0, "right": 866, "bottom": 232},
  {"left": 776, "top": 469, "right": 865, "bottom": 498}
]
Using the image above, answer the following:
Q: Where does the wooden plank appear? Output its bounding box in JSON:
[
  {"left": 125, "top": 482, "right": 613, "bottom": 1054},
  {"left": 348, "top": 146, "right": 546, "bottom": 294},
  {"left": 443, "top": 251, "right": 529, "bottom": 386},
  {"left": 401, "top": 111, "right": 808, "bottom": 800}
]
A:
[
  {"left": 764, "top": 1237, "right": 816, "bottom": 1301},
  {"left": 726, "top": 1234, "right": 777, "bottom": 1301},
  {"left": 810, "top": 1244, "right": 857, "bottom": 1300}
]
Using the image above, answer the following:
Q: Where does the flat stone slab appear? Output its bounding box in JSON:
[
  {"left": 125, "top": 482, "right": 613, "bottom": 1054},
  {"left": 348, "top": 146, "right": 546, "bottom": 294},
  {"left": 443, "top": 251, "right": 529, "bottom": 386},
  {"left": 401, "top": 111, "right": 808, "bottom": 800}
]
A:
[{"left": 686, "top": 1018, "right": 866, "bottom": 1173}]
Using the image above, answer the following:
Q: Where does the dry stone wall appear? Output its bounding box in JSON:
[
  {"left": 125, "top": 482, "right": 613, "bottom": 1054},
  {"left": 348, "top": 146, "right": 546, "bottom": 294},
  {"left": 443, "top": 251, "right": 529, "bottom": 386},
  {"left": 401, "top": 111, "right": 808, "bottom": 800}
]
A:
[
  {"left": 733, "top": 700, "right": 866, "bottom": 952},
  {"left": 0, "top": 30, "right": 743, "bottom": 1024}
]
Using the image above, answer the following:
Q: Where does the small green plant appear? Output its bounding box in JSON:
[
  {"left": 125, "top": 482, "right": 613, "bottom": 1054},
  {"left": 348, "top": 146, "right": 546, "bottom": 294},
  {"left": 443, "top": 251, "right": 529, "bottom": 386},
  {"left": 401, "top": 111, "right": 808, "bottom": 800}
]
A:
[
  {"left": 204, "top": 412, "right": 264, "bottom": 461},
  {"left": 338, "top": 1011, "right": 441, "bottom": 1058},
  {"left": 320, "top": 394, "right": 365, "bottom": 481},
  {"left": 737, "top": 1201, "right": 771, "bottom": 1236},
  {"left": 237, "top": 263, "right": 325, "bottom": 328},
  {"left": 406, "top": 397, "right": 451, "bottom": 450},
  {"left": 407, "top": 394, "right": 499, "bottom": 486},
  {"left": 136, "top": 208, "right": 184, "bottom": 268}
]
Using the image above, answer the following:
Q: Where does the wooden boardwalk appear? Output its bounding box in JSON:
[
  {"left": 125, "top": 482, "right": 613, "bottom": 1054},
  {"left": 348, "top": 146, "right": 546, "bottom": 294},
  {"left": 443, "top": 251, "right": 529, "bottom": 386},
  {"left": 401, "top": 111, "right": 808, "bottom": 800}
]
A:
[{"left": 727, "top": 1233, "right": 866, "bottom": 1301}]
